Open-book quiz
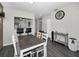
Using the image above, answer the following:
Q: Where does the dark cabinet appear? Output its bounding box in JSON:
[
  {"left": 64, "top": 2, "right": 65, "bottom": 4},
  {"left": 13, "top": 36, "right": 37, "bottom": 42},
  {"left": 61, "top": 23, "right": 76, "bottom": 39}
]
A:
[{"left": 52, "top": 31, "right": 54, "bottom": 42}]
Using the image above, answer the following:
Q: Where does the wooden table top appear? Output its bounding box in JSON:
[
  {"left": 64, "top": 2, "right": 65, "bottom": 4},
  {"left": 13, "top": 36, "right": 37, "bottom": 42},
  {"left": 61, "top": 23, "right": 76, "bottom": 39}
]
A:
[{"left": 18, "top": 35, "right": 45, "bottom": 50}]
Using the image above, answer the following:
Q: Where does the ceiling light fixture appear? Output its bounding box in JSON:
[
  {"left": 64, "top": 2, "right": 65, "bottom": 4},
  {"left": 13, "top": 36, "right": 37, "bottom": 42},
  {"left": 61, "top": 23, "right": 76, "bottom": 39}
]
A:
[
  {"left": 29, "top": 2, "right": 34, "bottom": 4},
  {"left": 28, "top": 0, "right": 34, "bottom": 4}
]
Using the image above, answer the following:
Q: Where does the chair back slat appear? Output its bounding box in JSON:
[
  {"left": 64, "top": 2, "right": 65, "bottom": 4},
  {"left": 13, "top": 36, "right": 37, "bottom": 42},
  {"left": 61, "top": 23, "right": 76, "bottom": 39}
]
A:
[
  {"left": 36, "top": 32, "right": 42, "bottom": 39},
  {"left": 42, "top": 33, "right": 48, "bottom": 46}
]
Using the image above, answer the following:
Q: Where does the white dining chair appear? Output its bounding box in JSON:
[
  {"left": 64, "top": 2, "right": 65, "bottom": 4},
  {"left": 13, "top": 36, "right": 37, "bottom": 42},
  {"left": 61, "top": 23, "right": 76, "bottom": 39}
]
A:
[
  {"left": 12, "top": 30, "right": 20, "bottom": 57},
  {"left": 42, "top": 33, "right": 48, "bottom": 46},
  {"left": 12, "top": 30, "right": 32, "bottom": 57},
  {"left": 42, "top": 33, "right": 48, "bottom": 56}
]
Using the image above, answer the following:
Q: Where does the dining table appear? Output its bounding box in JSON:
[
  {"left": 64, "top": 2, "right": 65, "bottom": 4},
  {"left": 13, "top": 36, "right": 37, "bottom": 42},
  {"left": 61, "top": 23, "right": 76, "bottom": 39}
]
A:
[{"left": 18, "top": 34, "right": 47, "bottom": 57}]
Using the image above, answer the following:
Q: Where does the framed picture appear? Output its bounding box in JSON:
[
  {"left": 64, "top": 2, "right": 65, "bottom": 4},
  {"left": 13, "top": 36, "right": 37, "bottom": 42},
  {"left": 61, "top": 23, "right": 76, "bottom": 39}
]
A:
[{"left": 55, "top": 10, "right": 65, "bottom": 20}]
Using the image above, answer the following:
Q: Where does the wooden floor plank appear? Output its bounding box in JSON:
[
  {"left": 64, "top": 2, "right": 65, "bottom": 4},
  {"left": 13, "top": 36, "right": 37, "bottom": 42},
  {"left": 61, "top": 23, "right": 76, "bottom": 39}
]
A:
[{"left": 47, "top": 39, "right": 79, "bottom": 57}]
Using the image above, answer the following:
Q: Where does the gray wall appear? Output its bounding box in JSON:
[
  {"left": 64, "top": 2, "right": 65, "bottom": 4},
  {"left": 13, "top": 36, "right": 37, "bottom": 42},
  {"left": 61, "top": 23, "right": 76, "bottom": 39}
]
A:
[
  {"left": 42, "top": 4, "right": 79, "bottom": 50},
  {"left": 2, "top": 3, "right": 35, "bottom": 46}
]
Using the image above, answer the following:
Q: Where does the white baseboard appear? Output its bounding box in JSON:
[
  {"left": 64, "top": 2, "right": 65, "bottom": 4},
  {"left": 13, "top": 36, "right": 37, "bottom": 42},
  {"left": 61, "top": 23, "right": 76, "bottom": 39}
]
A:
[{"left": 3, "top": 42, "right": 13, "bottom": 46}]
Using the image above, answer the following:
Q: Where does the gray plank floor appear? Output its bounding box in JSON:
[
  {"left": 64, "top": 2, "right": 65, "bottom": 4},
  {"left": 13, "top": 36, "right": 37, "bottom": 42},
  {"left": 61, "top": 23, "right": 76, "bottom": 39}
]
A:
[
  {"left": 47, "top": 40, "right": 79, "bottom": 57},
  {"left": 0, "top": 45, "right": 14, "bottom": 57},
  {"left": 0, "top": 39, "right": 79, "bottom": 57}
]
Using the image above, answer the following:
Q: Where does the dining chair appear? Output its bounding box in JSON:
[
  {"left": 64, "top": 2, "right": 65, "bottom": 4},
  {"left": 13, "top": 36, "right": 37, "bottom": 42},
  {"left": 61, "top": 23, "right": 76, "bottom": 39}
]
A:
[
  {"left": 12, "top": 30, "right": 32, "bottom": 57},
  {"left": 42, "top": 33, "right": 48, "bottom": 56},
  {"left": 36, "top": 32, "right": 42, "bottom": 39},
  {"left": 12, "top": 30, "right": 20, "bottom": 57},
  {"left": 42, "top": 33, "right": 48, "bottom": 46}
]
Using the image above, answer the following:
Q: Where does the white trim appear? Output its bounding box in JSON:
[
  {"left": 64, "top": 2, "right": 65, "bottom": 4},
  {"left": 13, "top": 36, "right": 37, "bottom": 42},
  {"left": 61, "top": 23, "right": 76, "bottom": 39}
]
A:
[
  {"left": 23, "top": 51, "right": 32, "bottom": 57},
  {"left": 20, "top": 42, "right": 46, "bottom": 57},
  {"left": 3, "top": 42, "right": 13, "bottom": 46},
  {"left": 21, "top": 42, "right": 45, "bottom": 52}
]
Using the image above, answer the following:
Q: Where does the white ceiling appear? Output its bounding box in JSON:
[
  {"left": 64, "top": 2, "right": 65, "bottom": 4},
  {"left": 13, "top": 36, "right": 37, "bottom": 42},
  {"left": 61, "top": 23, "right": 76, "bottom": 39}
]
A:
[{"left": 2, "top": 2, "right": 76, "bottom": 18}]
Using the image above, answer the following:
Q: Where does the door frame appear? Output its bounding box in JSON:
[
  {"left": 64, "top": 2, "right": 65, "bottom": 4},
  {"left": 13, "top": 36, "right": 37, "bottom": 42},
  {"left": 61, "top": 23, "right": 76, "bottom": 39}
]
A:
[{"left": 0, "top": 17, "right": 3, "bottom": 49}]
